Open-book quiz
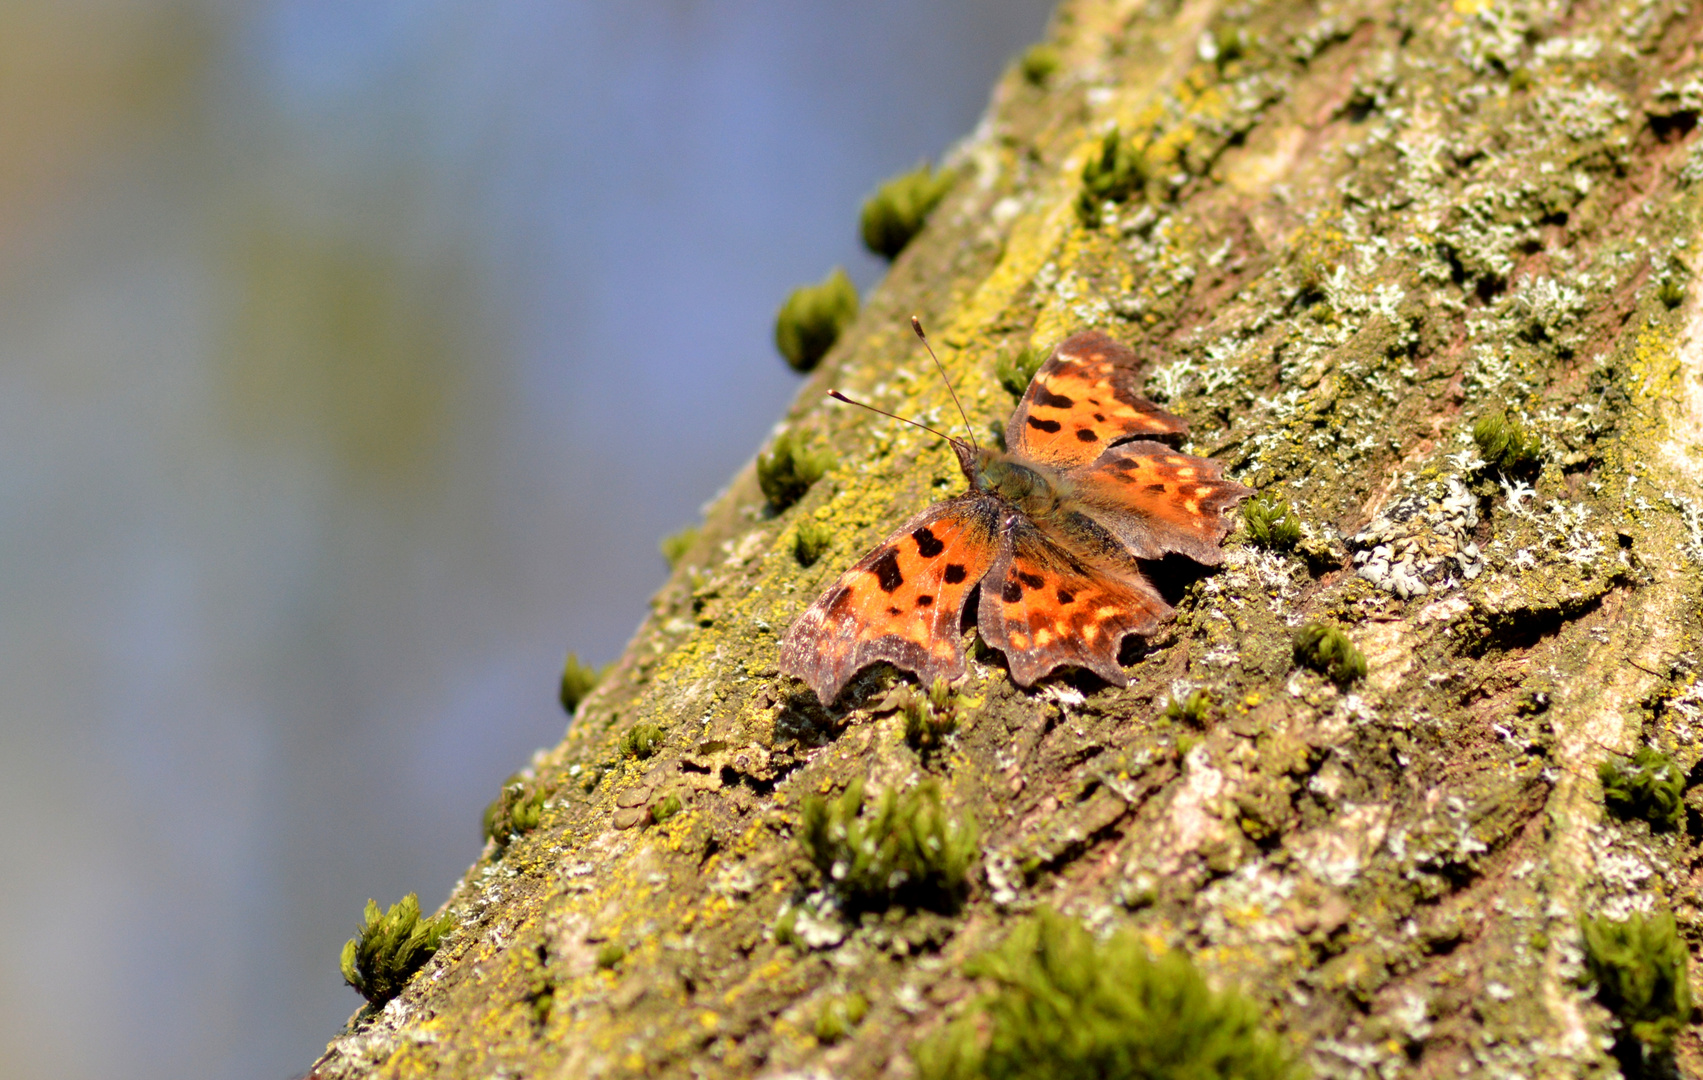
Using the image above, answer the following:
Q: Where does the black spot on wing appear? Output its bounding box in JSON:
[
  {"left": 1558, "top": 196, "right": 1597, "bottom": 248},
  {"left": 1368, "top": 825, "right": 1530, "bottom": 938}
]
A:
[
  {"left": 887, "top": 606, "right": 902, "bottom": 616},
  {"left": 872, "top": 548, "right": 904, "bottom": 593},
  {"left": 917, "top": 594, "right": 934, "bottom": 607},
  {"left": 1075, "top": 429, "right": 1097, "bottom": 442},
  {"left": 944, "top": 563, "right": 967, "bottom": 584},
  {"left": 1016, "top": 570, "right": 1045, "bottom": 589},
  {"left": 1057, "top": 589, "right": 1075, "bottom": 604},
  {"left": 1033, "top": 387, "right": 1074, "bottom": 409},
  {"left": 1002, "top": 578, "right": 1023, "bottom": 603},
  {"left": 912, "top": 527, "right": 945, "bottom": 558},
  {"left": 1026, "top": 416, "right": 1062, "bottom": 434},
  {"left": 1145, "top": 483, "right": 1167, "bottom": 493}
]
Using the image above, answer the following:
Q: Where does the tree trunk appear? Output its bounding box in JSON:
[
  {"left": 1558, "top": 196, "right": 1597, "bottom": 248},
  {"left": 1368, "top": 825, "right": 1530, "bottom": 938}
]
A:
[{"left": 309, "top": 0, "right": 1703, "bottom": 1076}]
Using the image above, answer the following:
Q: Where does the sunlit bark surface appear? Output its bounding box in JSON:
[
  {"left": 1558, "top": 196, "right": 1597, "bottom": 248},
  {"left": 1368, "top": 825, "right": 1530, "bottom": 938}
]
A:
[{"left": 310, "top": 0, "right": 1703, "bottom": 1075}]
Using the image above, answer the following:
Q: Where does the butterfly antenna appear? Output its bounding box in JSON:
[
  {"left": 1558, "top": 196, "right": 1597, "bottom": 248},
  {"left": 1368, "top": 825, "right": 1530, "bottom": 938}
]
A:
[
  {"left": 911, "top": 316, "right": 979, "bottom": 452},
  {"left": 827, "top": 390, "right": 965, "bottom": 450}
]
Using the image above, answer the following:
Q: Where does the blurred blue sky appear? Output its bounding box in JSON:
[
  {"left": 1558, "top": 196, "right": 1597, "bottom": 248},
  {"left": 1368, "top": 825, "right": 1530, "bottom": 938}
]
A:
[{"left": 0, "top": 2, "right": 1054, "bottom": 1078}]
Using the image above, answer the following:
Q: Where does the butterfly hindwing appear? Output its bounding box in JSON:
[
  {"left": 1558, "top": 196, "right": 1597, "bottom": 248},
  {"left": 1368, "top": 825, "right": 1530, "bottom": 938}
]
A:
[
  {"left": 976, "top": 515, "right": 1173, "bottom": 688},
  {"left": 780, "top": 495, "right": 1001, "bottom": 705},
  {"left": 1006, "top": 330, "right": 1189, "bottom": 469},
  {"left": 1070, "top": 440, "right": 1253, "bottom": 564}
]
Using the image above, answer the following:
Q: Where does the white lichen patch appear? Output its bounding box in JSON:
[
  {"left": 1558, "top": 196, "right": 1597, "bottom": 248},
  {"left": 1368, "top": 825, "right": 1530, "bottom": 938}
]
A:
[
  {"left": 1349, "top": 478, "right": 1484, "bottom": 598},
  {"left": 1195, "top": 863, "right": 1299, "bottom": 950},
  {"left": 1289, "top": 803, "right": 1392, "bottom": 887},
  {"left": 1533, "top": 81, "right": 1631, "bottom": 143},
  {"left": 1482, "top": 496, "right": 1615, "bottom": 576},
  {"left": 1587, "top": 828, "right": 1659, "bottom": 922}
]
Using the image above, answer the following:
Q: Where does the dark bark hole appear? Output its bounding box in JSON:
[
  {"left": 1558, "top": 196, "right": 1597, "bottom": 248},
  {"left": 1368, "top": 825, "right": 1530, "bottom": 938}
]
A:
[
  {"left": 1649, "top": 110, "right": 1698, "bottom": 142},
  {"left": 1142, "top": 553, "right": 1216, "bottom": 606}
]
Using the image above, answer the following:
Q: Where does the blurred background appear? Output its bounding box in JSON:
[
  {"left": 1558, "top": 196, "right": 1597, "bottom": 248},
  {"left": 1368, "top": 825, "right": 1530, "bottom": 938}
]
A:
[{"left": 0, "top": 2, "right": 1055, "bottom": 1078}]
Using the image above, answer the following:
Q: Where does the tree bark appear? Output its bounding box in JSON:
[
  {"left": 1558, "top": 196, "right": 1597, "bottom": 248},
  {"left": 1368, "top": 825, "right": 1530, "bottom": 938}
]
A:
[{"left": 310, "top": 0, "right": 1703, "bottom": 1076}]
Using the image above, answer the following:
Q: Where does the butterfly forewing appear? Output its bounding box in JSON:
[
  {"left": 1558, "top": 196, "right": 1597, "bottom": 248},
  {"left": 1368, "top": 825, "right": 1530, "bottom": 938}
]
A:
[
  {"left": 976, "top": 516, "right": 1173, "bottom": 689},
  {"left": 1070, "top": 440, "right": 1253, "bottom": 564},
  {"left": 1006, "top": 330, "right": 1189, "bottom": 469},
  {"left": 780, "top": 495, "right": 1001, "bottom": 705}
]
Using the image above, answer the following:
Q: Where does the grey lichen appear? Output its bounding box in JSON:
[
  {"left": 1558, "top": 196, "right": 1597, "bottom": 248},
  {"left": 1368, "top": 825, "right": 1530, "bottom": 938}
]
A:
[
  {"left": 798, "top": 777, "right": 977, "bottom": 913},
  {"left": 1580, "top": 911, "right": 1693, "bottom": 1054},
  {"left": 911, "top": 908, "right": 1299, "bottom": 1080},
  {"left": 775, "top": 267, "right": 859, "bottom": 373},
  {"left": 339, "top": 893, "right": 454, "bottom": 1007},
  {"left": 860, "top": 163, "right": 955, "bottom": 261},
  {"left": 1349, "top": 479, "right": 1483, "bottom": 598},
  {"left": 758, "top": 430, "right": 835, "bottom": 513}
]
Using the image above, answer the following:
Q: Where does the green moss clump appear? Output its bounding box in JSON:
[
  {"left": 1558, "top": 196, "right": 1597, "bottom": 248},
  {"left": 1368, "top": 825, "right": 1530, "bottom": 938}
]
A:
[
  {"left": 1076, "top": 128, "right": 1148, "bottom": 226},
  {"left": 1163, "top": 688, "right": 1213, "bottom": 727},
  {"left": 995, "top": 346, "right": 1045, "bottom": 397},
  {"left": 1243, "top": 491, "right": 1302, "bottom": 550},
  {"left": 903, "top": 677, "right": 960, "bottom": 752},
  {"left": 1471, "top": 411, "right": 1541, "bottom": 474},
  {"left": 595, "top": 942, "right": 627, "bottom": 970},
  {"left": 794, "top": 518, "right": 833, "bottom": 567},
  {"left": 1208, "top": 24, "right": 1251, "bottom": 68},
  {"left": 1580, "top": 911, "right": 1693, "bottom": 1053},
  {"left": 1018, "top": 43, "right": 1061, "bottom": 86},
  {"left": 861, "top": 163, "right": 955, "bottom": 260},
  {"left": 758, "top": 430, "right": 835, "bottom": 512},
  {"left": 816, "top": 992, "right": 870, "bottom": 1043},
  {"left": 912, "top": 908, "right": 1299, "bottom": 1080},
  {"left": 799, "top": 777, "right": 977, "bottom": 913},
  {"left": 650, "top": 793, "right": 683, "bottom": 824},
  {"left": 1293, "top": 623, "right": 1366, "bottom": 685},
  {"left": 1599, "top": 747, "right": 1686, "bottom": 830},
  {"left": 660, "top": 526, "right": 699, "bottom": 570},
  {"left": 482, "top": 775, "right": 547, "bottom": 847},
  {"left": 559, "top": 652, "right": 606, "bottom": 714},
  {"left": 775, "top": 267, "right": 859, "bottom": 373},
  {"left": 339, "top": 893, "right": 454, "bottom": 1007},
  {"left": 621, "top": 721, "right": 664, "bottom": 760}
]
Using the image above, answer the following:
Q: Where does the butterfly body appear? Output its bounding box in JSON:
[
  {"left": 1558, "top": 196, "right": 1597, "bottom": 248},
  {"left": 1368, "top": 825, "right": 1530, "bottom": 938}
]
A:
[
  {"left": 958, "top": 443, "right": 1068, "bottom": 519},
  {"left": 781, "top": 330, "right": 1251, "bottom": 705}
]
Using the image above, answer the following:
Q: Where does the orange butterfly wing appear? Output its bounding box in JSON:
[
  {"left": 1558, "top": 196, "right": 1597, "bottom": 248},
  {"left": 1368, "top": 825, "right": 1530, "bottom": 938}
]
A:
[
  {"left": 976, "top": 516, "right": 1172, "bottom": 688},
  {"left": 780, "top": 495, "right": 1001, "bottom": 705},
  {"left": 1006, "top": 330, "right": 1189, "bottom": 469},
  {"left": 1069, "top": 440, "right": 1253, "bottom": 565}
]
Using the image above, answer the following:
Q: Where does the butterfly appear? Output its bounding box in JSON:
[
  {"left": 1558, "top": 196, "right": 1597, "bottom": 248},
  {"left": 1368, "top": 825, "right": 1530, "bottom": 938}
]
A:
[{"left": 779, "top": 328, "right": 1252, "bottom": 705}]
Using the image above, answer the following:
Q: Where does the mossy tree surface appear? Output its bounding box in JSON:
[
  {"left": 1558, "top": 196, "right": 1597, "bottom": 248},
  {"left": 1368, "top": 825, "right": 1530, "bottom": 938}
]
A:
[{"left": 310, "top": 1, "right": 1703, "bottom": 1077}]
